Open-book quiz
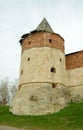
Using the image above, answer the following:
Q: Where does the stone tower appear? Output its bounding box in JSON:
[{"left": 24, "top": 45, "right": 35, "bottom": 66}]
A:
[{"left": 10, "top": 18, "right": 68, "bottom": 115}]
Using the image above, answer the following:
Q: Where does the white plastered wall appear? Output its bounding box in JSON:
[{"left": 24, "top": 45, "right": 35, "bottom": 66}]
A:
[{"left": 19, "top": 47, "right": 67, "bottom": 86}]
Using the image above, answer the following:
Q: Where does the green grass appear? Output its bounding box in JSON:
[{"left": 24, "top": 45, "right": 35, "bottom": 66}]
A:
[{"left": 0, "top": 102, "right": 83, "bottom": 130}]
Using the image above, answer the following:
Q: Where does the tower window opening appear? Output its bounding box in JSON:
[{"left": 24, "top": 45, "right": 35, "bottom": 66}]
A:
[
  {"left": 52, "top": 83, "right": 57, "bottom": 88},
  {"left": 60, "top": 58, "right": 62, "bottom": 62},
  {"left": 51, "top": 67, "right": 56, "bottom": 73},
  {"left": 19, "top": 85, "right": 21, "bottom": 90},
  {"left": 49, "top": 39, "right": 52, "bottom": 43},
  {"left": 27, "top": 57, "right": 30, "bottom": 61},
  {"left": 28, "top": 41, "right": 31, "bottom": 45},
  {"left": 21, "top": 69, "right": 23, "bottom": 75}
]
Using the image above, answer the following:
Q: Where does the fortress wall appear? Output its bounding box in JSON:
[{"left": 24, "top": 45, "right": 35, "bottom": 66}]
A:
[
  {"left": 66, "top": 67, "right": 83, "bottom": 102},
  {"left": 66, "top": 50, "right": 83, "bottom": 69},
  {"left": 22, "top": 32, "right": 64, "bottom": 53},
  {"left": 19, "top": 47, "right": 67, "bottom": 86},
  {"left": 67, "top": 85, "right": 83, "bottom": 102},
  {"left": 67, "top": 67, "right": 83, "bottom": 86}
]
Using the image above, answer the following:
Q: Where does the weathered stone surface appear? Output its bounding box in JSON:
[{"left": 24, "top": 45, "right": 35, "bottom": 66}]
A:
[
  {"left": 67, "top": 85, "right": 83, "bottom": 102},
  {"left": 10, "top": 83, "right": 69, "bottom": 115}
]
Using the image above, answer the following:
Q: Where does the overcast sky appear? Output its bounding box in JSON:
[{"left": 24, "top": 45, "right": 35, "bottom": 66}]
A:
[{"left": 0, "top": 0, "right": 83, "bottom": 82}]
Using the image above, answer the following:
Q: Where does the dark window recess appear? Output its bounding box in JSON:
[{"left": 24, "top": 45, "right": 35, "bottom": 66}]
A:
[
  {"left": 28, "top": 41, "right": 31, "bottom": 44},
  {"left": 21, "top": 69, "right": 23, "bottom": 75},
  {"left": 19, "top": 85, "right": 21, "bottom": 90},
  {"left": 52, "top": 83, "right": 57, "bottom": 88},
  {"left": 60, "top": 58, "right": 62, "bottom": 62},
  {"left": 51, "top": 67, "right": 56, "bottom": 73},
  {"left": 49, "top": 39, "right": 52, "bottom": 43},
  {"left": 27, "top": 57, "right": 30, "bottom": 61}
]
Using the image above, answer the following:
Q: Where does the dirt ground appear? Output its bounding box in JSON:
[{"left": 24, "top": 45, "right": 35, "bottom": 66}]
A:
[{"left": 0, "top": 126, "right": 25, "bottom": 130}]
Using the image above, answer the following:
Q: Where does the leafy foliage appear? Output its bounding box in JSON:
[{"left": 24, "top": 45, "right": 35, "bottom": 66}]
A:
[{"left": 0, "top": 78, "right": 18, "bottom": 105}]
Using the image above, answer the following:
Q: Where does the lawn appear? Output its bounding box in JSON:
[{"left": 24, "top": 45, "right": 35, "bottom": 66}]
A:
[{"left": 0, "top": 102, "right": 83, "bottom": 130}]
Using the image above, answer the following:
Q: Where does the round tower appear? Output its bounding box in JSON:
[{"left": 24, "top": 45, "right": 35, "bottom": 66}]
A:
[{"left": 10, "top": 18, "right": 67, "bottom": 115}]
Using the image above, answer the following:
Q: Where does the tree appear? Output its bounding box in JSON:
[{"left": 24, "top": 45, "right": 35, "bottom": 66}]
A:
[
  {"left": 0, "top": 78, "right": 18, "bottom": 105},
  {"left": 0, "top": 78, "right": 9, "bottom": 105},
  {"left": 10, "top": 79, "right": 18, "bottom": 103}
]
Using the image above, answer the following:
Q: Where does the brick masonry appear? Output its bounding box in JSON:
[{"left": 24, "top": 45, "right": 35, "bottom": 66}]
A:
[
  {"left": 21, "top": 32, "right": 64, "bottom": 53},
  {"left": 66, "top": 50, "right": 83, "bottom": 69}
]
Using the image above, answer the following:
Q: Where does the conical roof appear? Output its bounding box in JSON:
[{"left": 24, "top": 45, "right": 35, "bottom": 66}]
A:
[{"left": 36, "top": 18, "right": 54, "bottom": 33}]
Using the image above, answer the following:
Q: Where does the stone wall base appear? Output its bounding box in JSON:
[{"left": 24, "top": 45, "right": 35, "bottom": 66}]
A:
[
  {"left": 10, "top": 83, "right": 83, "bottom": 115},
  {"left": 10, "top": 83, "right": 68, "bottom": 115},
  {"left": 67, "top": 85, "right": 83, "bottom": 102}
]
